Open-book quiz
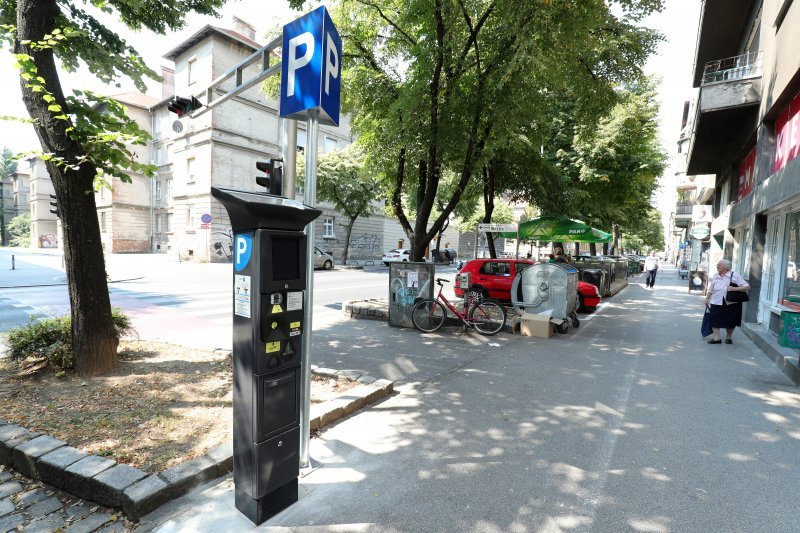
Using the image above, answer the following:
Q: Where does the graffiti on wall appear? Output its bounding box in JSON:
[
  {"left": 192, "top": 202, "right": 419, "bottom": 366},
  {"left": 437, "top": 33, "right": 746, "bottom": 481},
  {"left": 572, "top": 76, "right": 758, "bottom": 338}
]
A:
[
  {"left": 212, "top": 230, "right": 233, "bottom": 262},
  {"left": 348, "top": 233, "right": 380, "bottom": 253},
  {"left": 39, "top": 234, "right": 57, "bottom": 248}
]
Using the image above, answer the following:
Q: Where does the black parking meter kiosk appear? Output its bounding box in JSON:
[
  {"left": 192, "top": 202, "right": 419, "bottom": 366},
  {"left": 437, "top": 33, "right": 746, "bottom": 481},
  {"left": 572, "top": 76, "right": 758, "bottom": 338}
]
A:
[{"left": 211, "top": 186, "right": 321, "bottom": 525}]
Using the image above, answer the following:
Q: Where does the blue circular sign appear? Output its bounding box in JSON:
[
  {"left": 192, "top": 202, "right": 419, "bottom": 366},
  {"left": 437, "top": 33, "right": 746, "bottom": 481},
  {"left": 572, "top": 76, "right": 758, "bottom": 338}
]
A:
[{"left": 201, "top": 213, "right": 212, "bottom": 224}]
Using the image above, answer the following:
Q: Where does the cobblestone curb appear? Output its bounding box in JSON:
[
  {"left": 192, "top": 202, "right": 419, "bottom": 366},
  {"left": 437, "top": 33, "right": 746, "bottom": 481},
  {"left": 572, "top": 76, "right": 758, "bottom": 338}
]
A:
[
  {"left": 0, "top": 366, "right": 393, "bottom": 526},
  {"left": 343, "top": 299, "right": 389, "bottom": 321}
]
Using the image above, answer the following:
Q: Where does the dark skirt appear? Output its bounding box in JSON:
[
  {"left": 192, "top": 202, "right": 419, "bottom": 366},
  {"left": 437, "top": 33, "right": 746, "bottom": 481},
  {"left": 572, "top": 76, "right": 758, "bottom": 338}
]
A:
[{"left": 709, "top": 302, "right": 743, "bottom": 329}]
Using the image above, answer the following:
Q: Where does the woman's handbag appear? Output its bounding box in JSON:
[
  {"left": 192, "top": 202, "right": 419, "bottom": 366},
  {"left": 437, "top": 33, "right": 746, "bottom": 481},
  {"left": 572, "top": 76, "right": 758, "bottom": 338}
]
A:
[
  {"left": 727, "top": 279, "right": 750, "bottom": 303},
  {"left": 701, "top": 306, "right": 713, "bottom": 337}
]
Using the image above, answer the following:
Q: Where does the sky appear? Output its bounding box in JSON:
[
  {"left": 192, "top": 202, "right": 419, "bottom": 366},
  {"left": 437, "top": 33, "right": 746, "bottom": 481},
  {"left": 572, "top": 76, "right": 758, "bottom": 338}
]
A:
[{"left": 0, "top": 0, "right": 701, "bottom": 222}]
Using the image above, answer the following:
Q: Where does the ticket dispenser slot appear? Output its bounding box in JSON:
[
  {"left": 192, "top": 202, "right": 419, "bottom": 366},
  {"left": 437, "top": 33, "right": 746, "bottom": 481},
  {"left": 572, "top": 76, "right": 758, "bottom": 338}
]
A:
[{"left": 211, "top": 186, "right": 321, "bottom": 526}]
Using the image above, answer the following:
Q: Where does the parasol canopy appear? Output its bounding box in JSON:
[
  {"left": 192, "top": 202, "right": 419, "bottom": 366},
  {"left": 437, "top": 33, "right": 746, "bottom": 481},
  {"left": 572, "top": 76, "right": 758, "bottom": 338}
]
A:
[{"left": 499, "top": 215, "right": 612, "bottom": 243}]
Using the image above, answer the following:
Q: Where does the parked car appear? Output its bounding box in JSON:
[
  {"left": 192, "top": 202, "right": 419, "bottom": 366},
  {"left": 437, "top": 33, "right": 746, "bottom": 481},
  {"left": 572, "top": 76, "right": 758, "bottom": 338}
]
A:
[
  {"left": 432, "top": 248, "right": 458, "bottom": 263},
  {"left": 383, "top": 249, "right": 427, "bottom": 265},
  {"left": 454, "top": 258, "right": 601, "bottom": 311},
  {"left": 314, "top": 247, "right": 334, "bottom": 270}
]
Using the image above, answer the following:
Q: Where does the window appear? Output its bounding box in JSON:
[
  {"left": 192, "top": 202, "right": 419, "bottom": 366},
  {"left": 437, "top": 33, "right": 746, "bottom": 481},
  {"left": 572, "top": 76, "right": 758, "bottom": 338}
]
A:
[
  {"left": 323, "top": 136, "right": 338, "bottom": 154},
  {"left": 187, "top": 57, "right": 197, "bottom": 85},
  {"left": 781, "top": 212, "right": 800, "bottom": 310},
  {"left": 100, "top": 212, "right": 107, "bottom": 232},
  {"left": 186, "top": 157, "right": 196, "bottom": 183},
  {"left": 765, "top": 217, "right": 779, "bottom": 302},
  {"left": 167, "top": 213, "right": 174, "bottom": 232},
  {"left": 166, "top": 178, "right": 173, "bottom": 200},
  {"left": 186, "top": 205, "right": 195, "bottom": 229},
  {"left": 323, "top": 217, "right": 335, "bottom": 238},
  {"left": 156, "top": 214, "right": 163, "bottom": 232},
  {"left": 155, "top": 180, "right": 162, "bottom": 201}
]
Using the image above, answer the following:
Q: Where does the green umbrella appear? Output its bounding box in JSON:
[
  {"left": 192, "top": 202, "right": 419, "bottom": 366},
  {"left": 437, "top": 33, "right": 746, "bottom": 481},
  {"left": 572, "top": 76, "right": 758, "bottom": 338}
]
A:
[{"left": 499, "top": 216, "right": 612, "bottom": 243}]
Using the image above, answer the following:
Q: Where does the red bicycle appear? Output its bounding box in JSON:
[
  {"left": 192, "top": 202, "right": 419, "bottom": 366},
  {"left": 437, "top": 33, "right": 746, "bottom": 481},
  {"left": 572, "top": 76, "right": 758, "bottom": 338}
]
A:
[{"left": 411, "top": 278, "right": 506, "bottom": 335}]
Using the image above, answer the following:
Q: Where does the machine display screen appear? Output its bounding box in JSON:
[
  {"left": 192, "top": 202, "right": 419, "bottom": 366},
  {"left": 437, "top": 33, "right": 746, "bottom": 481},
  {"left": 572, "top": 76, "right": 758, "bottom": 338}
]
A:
[{"left": 272, "top": 236, "right": 300, "bottom": 281}]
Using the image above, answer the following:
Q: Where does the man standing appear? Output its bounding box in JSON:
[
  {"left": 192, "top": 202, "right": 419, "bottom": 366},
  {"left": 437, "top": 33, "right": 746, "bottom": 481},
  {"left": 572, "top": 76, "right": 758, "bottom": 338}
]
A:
[
  {"left": 786, "top": 255, "right": 797, "bottom": 299},
  {"left": 644, "top": 251, "right": 659, "bottom": 288}
]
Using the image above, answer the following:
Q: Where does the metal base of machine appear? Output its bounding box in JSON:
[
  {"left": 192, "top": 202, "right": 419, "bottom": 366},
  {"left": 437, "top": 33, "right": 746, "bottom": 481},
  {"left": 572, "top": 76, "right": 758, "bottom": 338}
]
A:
[{"left": 235, "top": 479, "right": 298, "bottom": 526}]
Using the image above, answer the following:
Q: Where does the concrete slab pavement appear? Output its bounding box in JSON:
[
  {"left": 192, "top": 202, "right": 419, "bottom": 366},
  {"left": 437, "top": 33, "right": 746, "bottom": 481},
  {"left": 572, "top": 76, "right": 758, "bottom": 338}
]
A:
[{"left": 137, "top": 265, "right": 800, "bottom": 532}]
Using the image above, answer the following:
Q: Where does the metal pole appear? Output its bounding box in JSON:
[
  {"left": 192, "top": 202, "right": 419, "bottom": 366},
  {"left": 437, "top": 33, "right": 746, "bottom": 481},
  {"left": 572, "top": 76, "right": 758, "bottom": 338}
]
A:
[
  {"left": 281, "top": 118, "right": 298, "bottom": 199},
  {"left": 300, "top": 109, "right": 319, "bottom": 468}
]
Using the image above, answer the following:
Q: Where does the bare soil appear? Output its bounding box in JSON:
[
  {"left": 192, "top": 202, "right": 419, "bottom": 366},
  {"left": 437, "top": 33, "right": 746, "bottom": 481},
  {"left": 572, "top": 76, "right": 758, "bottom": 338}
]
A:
[{"left": 0, "top": 340, "right": 357, "bottom": 474}]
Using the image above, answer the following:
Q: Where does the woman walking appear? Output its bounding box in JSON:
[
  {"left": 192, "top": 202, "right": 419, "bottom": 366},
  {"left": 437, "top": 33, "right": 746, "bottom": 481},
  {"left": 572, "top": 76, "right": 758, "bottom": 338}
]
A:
[{"left": 705, "top": 259, "right": 750, "bottom": 344}]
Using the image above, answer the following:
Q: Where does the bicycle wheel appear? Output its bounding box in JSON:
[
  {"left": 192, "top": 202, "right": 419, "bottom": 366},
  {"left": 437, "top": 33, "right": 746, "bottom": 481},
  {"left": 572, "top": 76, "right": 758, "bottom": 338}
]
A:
[
  {"left": 411, "top": 299, "right": 446, "bottom": 333},
  {"left": 469, "top": 299, "right": 506, "bottom": 335}
]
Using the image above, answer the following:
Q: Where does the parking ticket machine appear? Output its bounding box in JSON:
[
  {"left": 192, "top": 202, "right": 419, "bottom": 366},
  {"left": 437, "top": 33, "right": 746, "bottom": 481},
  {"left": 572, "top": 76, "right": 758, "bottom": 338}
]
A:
[{"left": 211, "top": 186, "right": 321, "bottom": 525}]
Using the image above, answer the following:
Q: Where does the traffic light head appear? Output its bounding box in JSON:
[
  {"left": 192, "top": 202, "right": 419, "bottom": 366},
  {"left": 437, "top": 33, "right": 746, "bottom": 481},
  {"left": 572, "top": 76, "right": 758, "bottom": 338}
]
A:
[
  {"left": 167, "top": 95, "right": 202, "bottom": 118},
  {"left": 255, "top": 159, "right": 283, "bottom": 196},
  {"left": 49, "top": 193, "right": 60, "bottom": 218}
]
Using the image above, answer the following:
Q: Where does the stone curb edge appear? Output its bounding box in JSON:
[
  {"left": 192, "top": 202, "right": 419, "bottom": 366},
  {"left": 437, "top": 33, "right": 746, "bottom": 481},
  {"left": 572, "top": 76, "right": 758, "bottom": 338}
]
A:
[
  {"left": 741, "top": 322, "right": 800, "bottom": 385},
  {"left": 0, "top": 367, "right": 393, "bottom": 522}
]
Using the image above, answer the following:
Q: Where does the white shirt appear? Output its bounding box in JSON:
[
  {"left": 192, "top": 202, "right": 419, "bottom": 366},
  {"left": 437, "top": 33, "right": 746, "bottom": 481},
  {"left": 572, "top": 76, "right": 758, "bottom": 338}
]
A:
[
  {"left": 707, "top": 270, "right": 749, "bottom": 305},
  {"left": 644, "top": 256, "right": 659, "bottom": 271}
]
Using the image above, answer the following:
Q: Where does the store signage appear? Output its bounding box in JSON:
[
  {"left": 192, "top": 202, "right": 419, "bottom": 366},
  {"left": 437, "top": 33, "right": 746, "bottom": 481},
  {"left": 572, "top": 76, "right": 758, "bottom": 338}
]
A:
[
  {"left": 737, "top": 146, "right": 756, "bottom": 201},
  {"left": 690, "top": 224, "right": 710, "bottom": 239},
  {"left": 691, "top": 205, "right": 712, "bottom": 223},
  {"left": 773, "top": 91, "right": 800, "bottom": 174}
]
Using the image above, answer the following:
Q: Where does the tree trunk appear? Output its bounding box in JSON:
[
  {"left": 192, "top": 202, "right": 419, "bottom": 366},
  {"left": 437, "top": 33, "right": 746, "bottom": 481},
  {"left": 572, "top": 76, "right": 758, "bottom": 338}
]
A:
[
  {"left": 17, "top": 0, "right": 118, "bottom": 375},
  {"left": 342, "top": 215, "right": 357, "bottom": 265}
]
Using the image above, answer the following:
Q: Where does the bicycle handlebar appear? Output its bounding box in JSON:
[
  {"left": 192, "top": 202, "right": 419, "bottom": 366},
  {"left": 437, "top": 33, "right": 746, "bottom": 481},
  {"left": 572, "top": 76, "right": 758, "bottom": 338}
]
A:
[{"left": 436, "top": 278, "right": 450, "bottom": 285}]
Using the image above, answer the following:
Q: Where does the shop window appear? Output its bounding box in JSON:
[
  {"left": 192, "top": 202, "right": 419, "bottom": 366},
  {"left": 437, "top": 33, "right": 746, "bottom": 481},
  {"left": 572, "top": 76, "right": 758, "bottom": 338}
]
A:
[
  {"left": 781, "top": 212, "right": 800, "bottom": 310},
  {"left": 765, "top": 218, "right": 779, "bottom": 302}
]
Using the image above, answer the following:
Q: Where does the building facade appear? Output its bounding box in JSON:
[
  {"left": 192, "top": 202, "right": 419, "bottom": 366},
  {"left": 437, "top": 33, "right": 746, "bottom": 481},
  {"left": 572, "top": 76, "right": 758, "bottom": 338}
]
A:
[{"left": 683, "top": 0, "right": 800, "bottom": 335}]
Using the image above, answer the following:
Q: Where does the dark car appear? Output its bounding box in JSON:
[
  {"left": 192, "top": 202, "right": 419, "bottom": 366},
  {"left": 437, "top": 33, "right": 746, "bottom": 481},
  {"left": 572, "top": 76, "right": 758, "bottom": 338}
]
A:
[{"left": 455, "top": 258, "right": 601, "bottom": 311}]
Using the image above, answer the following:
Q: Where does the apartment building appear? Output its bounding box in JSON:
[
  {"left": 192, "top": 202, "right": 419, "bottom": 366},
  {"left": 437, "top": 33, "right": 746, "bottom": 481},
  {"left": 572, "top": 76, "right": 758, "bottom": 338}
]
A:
[
  {"left": 16, "top": 17, "right": 464, "bottom": 261},
  {"left": 683, "top": 0, "right": 800, "bottom": 334},
  {"left": 1, "top": 169, "right": 30, "bottom": 245}
]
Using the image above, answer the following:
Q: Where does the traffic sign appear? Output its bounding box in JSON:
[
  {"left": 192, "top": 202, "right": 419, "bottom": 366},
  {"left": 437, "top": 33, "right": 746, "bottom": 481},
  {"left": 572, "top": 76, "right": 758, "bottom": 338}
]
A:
[
  {"left": 478, "top": 223, "right": 517, "bottom": 233},
  {"left": 201, "top": 213, "right": 212, "bottom": 224},
  {"left": 279, "top": 6, "right": 342, "bottom": 126}
]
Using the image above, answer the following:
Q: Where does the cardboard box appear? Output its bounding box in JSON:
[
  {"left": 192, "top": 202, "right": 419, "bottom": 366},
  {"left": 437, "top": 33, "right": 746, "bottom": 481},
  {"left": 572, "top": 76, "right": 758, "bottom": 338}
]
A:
[{"left": 519, "top": 312, "right": 555, "bottom": 338}]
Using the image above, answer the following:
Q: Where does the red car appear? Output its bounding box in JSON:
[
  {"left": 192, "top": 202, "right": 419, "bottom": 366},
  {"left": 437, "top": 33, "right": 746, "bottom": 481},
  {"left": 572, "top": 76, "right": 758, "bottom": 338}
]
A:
[{"left": 454, "top": 258, "right": 601, "bottom": 312}]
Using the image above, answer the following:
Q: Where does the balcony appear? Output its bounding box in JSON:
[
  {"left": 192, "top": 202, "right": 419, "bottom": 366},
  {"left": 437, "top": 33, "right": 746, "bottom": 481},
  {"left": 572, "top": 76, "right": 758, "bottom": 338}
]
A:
[
  {"left": 686, "top": 52, "right": 762, "bottom": 175},
  {"left": 674, "top": 202, "right": 693, "bottom": 228}
]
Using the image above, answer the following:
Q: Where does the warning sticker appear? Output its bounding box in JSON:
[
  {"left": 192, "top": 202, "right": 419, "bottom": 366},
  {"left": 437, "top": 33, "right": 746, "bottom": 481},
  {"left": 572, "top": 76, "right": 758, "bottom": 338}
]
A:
[
  {"left": 266, "top": 341, "right": 280, "bottom": 353},
  {"left": 271, "top": 304, "right": 283, "bottom": 314},
  {"left": 234, "top": 275, "right": 251, "bottom": 318},
  {"left": 289, "top": 321, "right": 301, "bottom": 337},
  {"left": 287, "top": 291, "right": 303, "bottom": 311}
]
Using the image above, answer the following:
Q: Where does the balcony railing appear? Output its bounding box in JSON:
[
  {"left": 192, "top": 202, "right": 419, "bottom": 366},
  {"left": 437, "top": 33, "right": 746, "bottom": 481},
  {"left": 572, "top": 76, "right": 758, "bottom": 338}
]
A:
[
  {"left": 702, "top": 51, "right": 762, "bottom": 85},
  {"left": 675, "top": 202, "right": 694, "bottom": 216}
]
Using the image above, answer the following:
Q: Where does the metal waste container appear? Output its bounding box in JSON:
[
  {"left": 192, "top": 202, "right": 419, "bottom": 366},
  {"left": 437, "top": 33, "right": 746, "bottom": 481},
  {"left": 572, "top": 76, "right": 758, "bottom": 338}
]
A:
[
  {"left": 389, "top": 262, "right": 435, "bottom": 328},
  {"left": 580, "top": 269, "right": 605, "bottom": 294},
  {"left": 511, "top": 262, "right": 579, "bottom": 332},
  {"left": 778, "top": 311, "right": 800, "bottom": 348}
]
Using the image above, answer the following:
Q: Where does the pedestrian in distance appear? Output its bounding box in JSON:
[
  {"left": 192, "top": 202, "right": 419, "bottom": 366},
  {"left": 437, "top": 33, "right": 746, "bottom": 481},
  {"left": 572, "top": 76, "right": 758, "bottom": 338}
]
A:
[
  {"left": 644, "top": 251, "right": 659, "bottom": 288},
  {"left": 705, "top": 259, "right": 750, "bottom": 344},
  {"left": 553, "top": 246, "right": 568, "bottom": 263}
]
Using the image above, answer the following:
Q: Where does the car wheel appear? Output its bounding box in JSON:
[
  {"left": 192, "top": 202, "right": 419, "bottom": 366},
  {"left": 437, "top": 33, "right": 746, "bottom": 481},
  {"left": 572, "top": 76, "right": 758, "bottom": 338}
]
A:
[
  {"left": 323, "top": 259, "right": 333, "bottom": 270},
  {"left": 555, "top": 322, "right": 569, "bottom": 334},
  {"left": 402, "top": 258, "right": 408, "bottom": 262},
  {"left": 577, "top": 294, "right": 584, "bottom": 312}
]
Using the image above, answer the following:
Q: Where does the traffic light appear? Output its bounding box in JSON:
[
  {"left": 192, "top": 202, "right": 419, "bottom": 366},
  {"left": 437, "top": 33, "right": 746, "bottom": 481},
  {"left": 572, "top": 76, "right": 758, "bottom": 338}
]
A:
[
  {"left": 49, "top": 194, "right": 59, "bottom": 218},
  {"left": 167, "top": 95, "right": 202, "bottom": 118},
  {"left": 256, "top": 158, "right": 283, "bottom": 196}
]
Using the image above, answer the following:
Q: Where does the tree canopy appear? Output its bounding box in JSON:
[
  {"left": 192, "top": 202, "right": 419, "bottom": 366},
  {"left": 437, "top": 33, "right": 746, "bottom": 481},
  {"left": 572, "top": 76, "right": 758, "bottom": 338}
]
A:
[{"left": 335, "top": 0, "right": 663, "bottom": 261}]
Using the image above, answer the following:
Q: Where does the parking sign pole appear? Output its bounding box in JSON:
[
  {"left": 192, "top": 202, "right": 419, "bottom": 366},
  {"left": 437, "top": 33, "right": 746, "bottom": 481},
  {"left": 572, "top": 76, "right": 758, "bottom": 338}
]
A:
[{"left": 300, "top": 109, "right": 319, "bottom": 468}]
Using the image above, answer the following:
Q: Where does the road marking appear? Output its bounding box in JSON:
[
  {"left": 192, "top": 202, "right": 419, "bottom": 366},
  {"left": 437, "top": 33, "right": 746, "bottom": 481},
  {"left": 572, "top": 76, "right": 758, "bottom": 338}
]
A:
[{"left": 579, "top": 301, "right": 609, "bottom": 322}]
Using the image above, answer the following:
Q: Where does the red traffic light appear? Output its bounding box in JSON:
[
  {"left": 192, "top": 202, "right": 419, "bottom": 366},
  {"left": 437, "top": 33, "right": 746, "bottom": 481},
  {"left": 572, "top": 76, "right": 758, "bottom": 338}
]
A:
[
  {"left": 167, "top": 95, "right": 202, "bottom": 117},
  {"left": 256, "top": 159, "right": 283, "bottom": 196}
]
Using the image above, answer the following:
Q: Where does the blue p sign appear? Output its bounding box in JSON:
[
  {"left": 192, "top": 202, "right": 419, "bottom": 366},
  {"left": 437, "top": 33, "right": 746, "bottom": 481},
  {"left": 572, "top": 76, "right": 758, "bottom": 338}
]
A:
[
  {"left": 280, "top": 6, "right": 341, "bottom": 126},
  {"left": 234, "top": 234, "right": 252, "bottom": 272}
]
